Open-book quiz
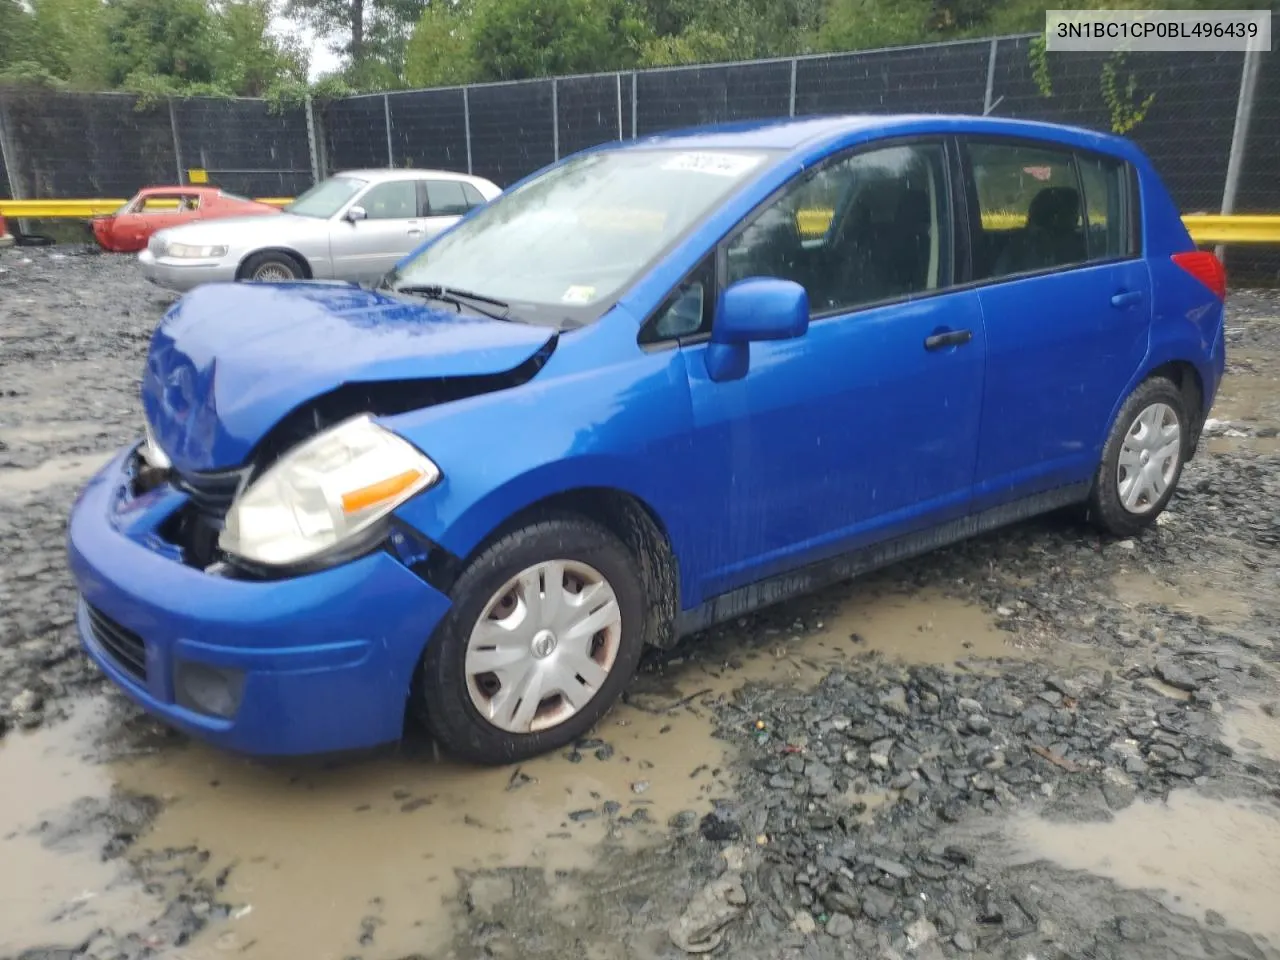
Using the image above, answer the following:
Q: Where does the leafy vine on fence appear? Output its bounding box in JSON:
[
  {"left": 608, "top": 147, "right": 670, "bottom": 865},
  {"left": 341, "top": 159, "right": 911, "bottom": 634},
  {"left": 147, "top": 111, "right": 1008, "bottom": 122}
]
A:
[{"left": 1027, "top": 41, "right": 1156, "bottom": 135}]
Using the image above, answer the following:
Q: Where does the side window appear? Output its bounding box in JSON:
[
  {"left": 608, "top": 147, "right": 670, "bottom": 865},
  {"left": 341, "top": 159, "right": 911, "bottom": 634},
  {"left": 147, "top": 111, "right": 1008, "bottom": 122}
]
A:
[
  {"left": 641, "top": 257, "right": 715, "bottom": 344},
  {"left": 1077, "top": 152, "right": 1133, "bottom": 261},
  {"left": 967, "top": 141, "right": 1087, "bottom": 280},
  {"left": 426, "top": 180, "right": 471, "bottom": 217},
  {"left": 358, "top": 180, "right": 418, "bottom": 220},
  {"left": 462, "top": 182, "right": 487, "bottom": 208},
  {"left": 724, "top": 142, "right": 952, "bottom": 315}
]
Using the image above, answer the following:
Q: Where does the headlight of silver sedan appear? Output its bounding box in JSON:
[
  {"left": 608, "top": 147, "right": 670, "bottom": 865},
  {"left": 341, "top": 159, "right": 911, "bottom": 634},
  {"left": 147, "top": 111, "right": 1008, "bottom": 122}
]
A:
[
  {"left": 166, "top": 242, "right": 229, "bottom": 259},
  {"left": 219, "top": 415, "right": 441, "bottom": 568}
]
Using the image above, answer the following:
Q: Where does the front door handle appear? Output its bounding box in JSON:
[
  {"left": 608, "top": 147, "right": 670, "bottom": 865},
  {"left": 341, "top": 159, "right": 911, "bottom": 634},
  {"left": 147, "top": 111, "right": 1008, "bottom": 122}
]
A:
[
  {"left": 1111, "top": 290, "right": 1143, "bottom": 309},
  {"left": 924, "top": 328, "right": 973, "bottom": 351}
]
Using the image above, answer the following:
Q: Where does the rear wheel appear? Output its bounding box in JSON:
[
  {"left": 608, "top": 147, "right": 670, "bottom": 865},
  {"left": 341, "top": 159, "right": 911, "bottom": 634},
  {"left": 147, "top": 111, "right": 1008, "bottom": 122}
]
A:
[
  {"left": 417, "top": 515, "right": 646, "bottom": 765},
  {"left": 1089, "top": 377, "right": 1188, "bottom": 537},
  {"left": 240, "top": 251, "right": 304, "bottom": 282}
]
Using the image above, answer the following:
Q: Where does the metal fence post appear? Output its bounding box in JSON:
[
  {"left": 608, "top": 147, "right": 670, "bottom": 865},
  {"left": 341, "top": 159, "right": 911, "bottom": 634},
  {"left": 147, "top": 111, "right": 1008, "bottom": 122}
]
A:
[
  {"left": 0, "top": 94, "right": 22, "bottom": 202},
  {"left": 631, "top": 72, "right": 638, "bottom": 139},
  {"left": 983, "top": 38, "right": 999, "bottom": 115},
  {"left": 552, "top": 77, "right": 560, "bottom": 161},
  {"left": 463, "top": 87, "right": 473, "bottom": 175},
  {"left": 168, "top": 99, "right": 185, "bottom": 183},
  {"left": 616, "top": 73, "right": 624, "bottom": 140},
  {"left": 789, "top": 59, "right": 798, "bottom": 117},
  {"left": 1218, "top": 45, "right": 1262, "bottom": 263},
  {"left": 383, "top": 93, "right": 394, "bottom": 167},
  {"left": 304, "top": 95, "right": 322, "bottom": 183}
]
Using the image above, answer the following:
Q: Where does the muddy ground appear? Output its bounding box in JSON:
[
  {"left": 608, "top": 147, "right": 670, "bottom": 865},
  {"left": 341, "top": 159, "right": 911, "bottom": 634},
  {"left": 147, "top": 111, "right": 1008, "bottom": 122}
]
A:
[{"left": 1, "top": 246, "right": 1278, "bottom": 960}]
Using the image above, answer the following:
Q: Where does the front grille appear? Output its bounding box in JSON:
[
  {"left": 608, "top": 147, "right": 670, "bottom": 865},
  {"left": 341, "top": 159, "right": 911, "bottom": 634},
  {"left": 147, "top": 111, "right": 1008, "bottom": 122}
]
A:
[
  {"left": 85, "top": 603, "right": 148, "bottom": 683},
  {"left": 172, "top": 467, "right": 247, "bottom": 525}
]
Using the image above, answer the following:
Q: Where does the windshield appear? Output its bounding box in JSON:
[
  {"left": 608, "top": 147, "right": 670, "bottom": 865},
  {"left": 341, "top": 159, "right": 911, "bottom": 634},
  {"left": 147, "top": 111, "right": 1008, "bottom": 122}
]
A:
[
  {"left": 390, "top": 147, "right": 779, "bottom": 322},
  {"left": 285, "top": 176, "right": 367, "bottom": 218}
]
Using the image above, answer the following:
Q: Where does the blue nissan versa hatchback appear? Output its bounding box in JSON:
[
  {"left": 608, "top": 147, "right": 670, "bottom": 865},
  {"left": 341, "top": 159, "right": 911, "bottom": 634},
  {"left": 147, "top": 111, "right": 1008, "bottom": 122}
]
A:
[{"left": 67, "top": 115, "right": 1227, "bottom": 764}]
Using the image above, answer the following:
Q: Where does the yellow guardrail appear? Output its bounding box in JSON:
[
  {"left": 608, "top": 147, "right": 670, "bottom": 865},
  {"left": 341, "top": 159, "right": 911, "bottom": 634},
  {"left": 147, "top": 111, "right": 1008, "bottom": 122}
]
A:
[
  {"left": 0, "top": 198, "right": 292, "bottom": 217},
  {"left": 795, "top": 207, "right": 1280, "bottom": 245},
  {"left": 2, "top": 199, "right": 1279, "bottom": 247}
]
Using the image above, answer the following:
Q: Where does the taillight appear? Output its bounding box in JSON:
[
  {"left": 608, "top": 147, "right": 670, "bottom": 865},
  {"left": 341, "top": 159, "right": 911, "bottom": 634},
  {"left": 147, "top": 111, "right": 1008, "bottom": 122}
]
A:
[{"left": 1171, "top": 250, "right": 1227, "bottom": 300}]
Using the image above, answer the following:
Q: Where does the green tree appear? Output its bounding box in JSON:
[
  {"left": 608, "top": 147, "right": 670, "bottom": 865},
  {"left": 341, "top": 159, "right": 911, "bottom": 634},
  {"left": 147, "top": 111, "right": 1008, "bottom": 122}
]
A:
[
  {"left": 104, "top": 0, "right": 221, "bottom": 88},
  {"left": 813, "top": 0, "right": 936, "bottom": 53},
  {"left": 213, "top": 0, "right": 309, "bottom": 95},
  {"left": 468, "top": 0, "right": 651, "bottom": 80},
  {"left": 404, "top": 0, "right": 474, "bottom": 86}
]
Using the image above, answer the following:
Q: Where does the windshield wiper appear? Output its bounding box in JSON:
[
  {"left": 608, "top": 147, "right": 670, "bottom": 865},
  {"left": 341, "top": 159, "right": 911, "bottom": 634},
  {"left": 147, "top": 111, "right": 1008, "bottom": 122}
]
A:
[{"left": 393, "top": 283, "right": 512, "bottom": 322}]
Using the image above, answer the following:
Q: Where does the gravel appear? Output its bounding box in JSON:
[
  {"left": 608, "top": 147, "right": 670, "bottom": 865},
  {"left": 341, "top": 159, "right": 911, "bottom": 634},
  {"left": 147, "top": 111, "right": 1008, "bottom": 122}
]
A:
[{"left": 2, "top": 248, "right": 1279, "bottom": 960}]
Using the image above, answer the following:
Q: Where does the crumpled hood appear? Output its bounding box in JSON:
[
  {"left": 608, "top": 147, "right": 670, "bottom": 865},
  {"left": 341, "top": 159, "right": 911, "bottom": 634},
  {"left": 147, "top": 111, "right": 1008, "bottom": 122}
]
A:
[{"left": 142, "top": 281, "right": 555, "bottom": 473}]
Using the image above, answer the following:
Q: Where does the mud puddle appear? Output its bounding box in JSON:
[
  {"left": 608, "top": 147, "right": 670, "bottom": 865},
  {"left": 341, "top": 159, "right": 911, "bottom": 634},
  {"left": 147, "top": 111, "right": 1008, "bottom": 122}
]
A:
[
  {"left": 1112, "top": 569, "right": 1253, "bottom": 624},
  {"left": 1222, "top": 700, "right": 1280, "bottom": 763},
  {"left": 0, "top": 700, "right": 165, "bottom": 955},
  {"left": 1009, "top": 790, "right": 1280, "bottom": 942}
]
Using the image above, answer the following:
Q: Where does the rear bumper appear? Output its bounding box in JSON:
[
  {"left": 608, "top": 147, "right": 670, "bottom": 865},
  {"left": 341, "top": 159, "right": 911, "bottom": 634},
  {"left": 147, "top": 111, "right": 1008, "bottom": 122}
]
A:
[
  {"left": 138, "top": 248, "right": 238, "bottom": 292},
  {"left": 67, "top": 447, "right": 453, "bottom": 755}
]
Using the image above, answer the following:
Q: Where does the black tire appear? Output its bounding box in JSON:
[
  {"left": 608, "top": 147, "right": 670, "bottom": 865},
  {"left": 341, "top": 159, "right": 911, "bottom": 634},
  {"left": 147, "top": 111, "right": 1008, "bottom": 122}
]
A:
[
  {"left": 239, "top": 250, "right": 304, "bottom": 283},
  {"left": 417, "top": 515, "right": 647, "bottom": 765},
  {"left": 1088, "top": 376, "right": 1188, "bottom": 537}
]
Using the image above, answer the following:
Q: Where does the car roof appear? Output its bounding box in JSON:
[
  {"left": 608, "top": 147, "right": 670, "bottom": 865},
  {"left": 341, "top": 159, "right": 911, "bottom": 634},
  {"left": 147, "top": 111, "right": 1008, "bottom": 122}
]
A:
[
  {"left": 617, "top": 113, "right": 1139, "bottom": 159},
  {"left": 334, "top": 168, "right": 495, "bottom": 188}
]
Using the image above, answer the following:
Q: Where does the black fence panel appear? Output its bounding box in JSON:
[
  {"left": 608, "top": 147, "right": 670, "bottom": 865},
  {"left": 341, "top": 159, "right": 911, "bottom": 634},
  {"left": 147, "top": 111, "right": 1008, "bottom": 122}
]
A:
[
  {"left": 323, "top": 96, "right": 390, "bottom": 172},
  {"left": 467, "top": 81, "right": 555, "bottom": 187},
  {"left": 173, "top": 97, "right": 312, "bottom": 197},
  {"left": 990, "top": 37, "right": 1242, "bottom": 214},
  {"left": 557, "top": 74, "right": 622, "bottom": 158},
  {"left": 795, "top": 41, "right": 989, "bottom": 116},
  {"left": 388, "top": 88, "right": 469, "bottom": 172},
  {"left": 0, "top": 91, "right": 175, "bottom": 198},
  {"left": 636, "top": 60, "right": 792, "bottom": 136},
  {"left": 0, "top": 125, "right": 10, "bottom": 200}
]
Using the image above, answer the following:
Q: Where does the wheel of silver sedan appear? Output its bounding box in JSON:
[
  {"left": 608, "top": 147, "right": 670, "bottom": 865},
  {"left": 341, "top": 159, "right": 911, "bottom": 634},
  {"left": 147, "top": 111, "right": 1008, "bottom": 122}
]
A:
[
  {"left": 1117, "top": 401, "right": 1182, "bottom": 515},
  {"left": 464, "top": 559, "right": 623, "bottom": 734},
  {"left": 252, "top": 261, "right": 296, "bottom": 281}
]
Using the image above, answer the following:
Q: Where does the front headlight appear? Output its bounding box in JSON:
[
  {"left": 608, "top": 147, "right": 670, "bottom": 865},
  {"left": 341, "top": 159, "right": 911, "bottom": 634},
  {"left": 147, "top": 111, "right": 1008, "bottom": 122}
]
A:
[
  {"left": 218, "top": 415, "right": 440, "bottom": 568},
  {"left": 166, "top": 242, "right": 229, "bottom": 259}
]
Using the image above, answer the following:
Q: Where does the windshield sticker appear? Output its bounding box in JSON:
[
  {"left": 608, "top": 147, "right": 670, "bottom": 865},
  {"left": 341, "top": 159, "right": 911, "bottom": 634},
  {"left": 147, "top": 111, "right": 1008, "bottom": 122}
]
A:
[
  {"left": 660, "top": 152, "right": 764, "bottom": 177},
  {"left": 561, "top": 285, "right": 596, "bottom": 304}
]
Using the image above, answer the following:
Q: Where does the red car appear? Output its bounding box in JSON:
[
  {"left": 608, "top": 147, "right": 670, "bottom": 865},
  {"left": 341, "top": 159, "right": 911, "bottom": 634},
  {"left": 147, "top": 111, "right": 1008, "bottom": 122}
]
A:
[{"left": 91, "top": 186, "right": 279, "bottom": 253}]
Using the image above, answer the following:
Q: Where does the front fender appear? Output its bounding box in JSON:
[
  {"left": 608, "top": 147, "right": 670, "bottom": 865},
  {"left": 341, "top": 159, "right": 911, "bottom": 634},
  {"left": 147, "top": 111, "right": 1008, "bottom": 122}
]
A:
[{"left": 384, "top": 336, "right": 701, "bottom": 594}]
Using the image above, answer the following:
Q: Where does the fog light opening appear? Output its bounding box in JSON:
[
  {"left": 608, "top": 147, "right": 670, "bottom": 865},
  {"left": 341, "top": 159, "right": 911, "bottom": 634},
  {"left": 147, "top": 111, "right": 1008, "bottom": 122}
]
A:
[{"left": 175, "top": 662, "right": 246, "bottom": 719}]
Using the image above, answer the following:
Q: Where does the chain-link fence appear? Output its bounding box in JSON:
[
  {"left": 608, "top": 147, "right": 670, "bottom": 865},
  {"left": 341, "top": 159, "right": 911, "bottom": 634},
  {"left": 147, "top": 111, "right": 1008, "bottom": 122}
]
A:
[{"left": 0, "top": 36, "right": 1276, "bottom": 275}]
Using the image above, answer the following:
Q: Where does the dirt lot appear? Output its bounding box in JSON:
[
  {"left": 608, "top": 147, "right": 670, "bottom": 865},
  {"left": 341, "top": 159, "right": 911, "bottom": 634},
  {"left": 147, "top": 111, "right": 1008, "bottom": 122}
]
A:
[{"left": 1, "top": 246, "right": 1278, "bottom": 960}]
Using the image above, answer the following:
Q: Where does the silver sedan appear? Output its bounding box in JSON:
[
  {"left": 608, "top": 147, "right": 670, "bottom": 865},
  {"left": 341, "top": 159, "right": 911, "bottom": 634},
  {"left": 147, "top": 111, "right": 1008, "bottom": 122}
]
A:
[{"left": 137, "top": 169, "right": 502, "bottom": 292}]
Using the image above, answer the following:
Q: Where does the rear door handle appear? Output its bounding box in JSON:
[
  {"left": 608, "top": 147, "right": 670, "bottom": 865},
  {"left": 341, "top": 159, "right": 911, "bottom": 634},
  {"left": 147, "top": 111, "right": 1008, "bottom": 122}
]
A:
[
  {"left": 924, "top": 328, "right": 973, "bottom": 351},
  {"left": 1111, "top": 290, "right": 1143, "bottom": 308}
]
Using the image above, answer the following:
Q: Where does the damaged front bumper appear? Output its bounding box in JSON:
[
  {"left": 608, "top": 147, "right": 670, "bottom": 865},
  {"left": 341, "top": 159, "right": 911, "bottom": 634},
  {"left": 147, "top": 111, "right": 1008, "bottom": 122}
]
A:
[{"left": 66, "top": 445, "right": 453, "bottom": 756}]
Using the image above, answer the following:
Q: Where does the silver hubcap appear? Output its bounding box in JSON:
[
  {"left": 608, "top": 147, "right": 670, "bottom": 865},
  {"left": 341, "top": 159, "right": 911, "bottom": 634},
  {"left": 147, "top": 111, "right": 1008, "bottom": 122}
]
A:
[
  {"left": 464, "top": 560, "right": 622, "bottom": 734},
  {"left": 252, "top": 262, "right": 294, "bottom": 281},
  {"left": 1117, "top": 402, "right": 1181, "bottom": 515}
]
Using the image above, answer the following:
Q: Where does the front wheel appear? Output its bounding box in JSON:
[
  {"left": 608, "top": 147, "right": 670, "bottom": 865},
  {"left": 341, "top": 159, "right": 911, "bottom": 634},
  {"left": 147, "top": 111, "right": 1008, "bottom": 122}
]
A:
[
  {"left": 417, "top": 515, "right": 646, "bottom": 765},
  {"left": 1088, "top": 376, "right": 1188, "bottom": 537},
  {"left": 240, "top": 250, "right": 304, "bottom": 283}
]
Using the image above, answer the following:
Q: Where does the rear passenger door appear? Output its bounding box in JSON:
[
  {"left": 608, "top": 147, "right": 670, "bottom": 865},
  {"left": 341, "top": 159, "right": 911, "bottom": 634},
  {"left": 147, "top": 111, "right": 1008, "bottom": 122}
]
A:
[
  {"left": 422, "top": 179, "right": 476, "bottom": 239},
  {"left": 960, "top": 138, "right": 1150, "bottom": 510}
]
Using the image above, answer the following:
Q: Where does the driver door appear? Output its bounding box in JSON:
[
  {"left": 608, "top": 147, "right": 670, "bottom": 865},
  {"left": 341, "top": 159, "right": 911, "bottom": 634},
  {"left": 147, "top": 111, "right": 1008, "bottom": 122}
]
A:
[
  {"left": 672, "top": 139, "right": 988, "bottom": 601},
  {"left": 330, "top": 179, "right": 426, "bottom": 281}
]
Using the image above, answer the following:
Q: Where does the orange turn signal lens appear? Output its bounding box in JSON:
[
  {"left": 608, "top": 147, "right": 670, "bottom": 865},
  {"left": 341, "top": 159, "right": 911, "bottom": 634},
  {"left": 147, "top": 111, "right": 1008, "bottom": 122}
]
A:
[{"left": 340, "top": 469, "right": 424, "bottom": 514}]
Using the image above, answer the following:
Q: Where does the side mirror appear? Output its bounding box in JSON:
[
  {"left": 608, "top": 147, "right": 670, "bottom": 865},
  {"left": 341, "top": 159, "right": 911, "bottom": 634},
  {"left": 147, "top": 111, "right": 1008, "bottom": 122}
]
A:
[
  {"left": 706, "top": 277, "right": 809, "bottom": 382},
  {"left": 345, "top": 205, "right": 367, "bottom": 223}
]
